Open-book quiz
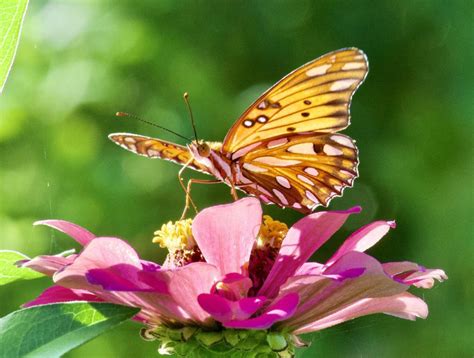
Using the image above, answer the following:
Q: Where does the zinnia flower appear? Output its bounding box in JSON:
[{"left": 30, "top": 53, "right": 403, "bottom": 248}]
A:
[{"left": 19, "top": 198, "right": 446, "bottom": 356}]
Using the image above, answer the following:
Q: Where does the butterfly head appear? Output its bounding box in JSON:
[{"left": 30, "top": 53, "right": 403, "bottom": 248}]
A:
[{"left": 189, "top": 140, "right": 211, "bottom": 159}]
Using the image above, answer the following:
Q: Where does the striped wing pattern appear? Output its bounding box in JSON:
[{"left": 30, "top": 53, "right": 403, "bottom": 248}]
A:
[
  {"left": 222, "top": 48, "right": 368, "bottom": 154},
  {"left": 109, "top": 133, "right": 211, "bottom": 174},
  {"left": 237, "top": 133, "right": 358, "bottom": 213}
]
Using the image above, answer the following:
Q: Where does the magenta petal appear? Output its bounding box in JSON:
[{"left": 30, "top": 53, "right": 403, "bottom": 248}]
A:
[
  {"left": 86, "top": 265, "right": 159, "bottom": 292},
  {"left": 198, "top": 294, "right": 233, "bottom": 322},
  {"left": 34, "top": 220, "right": 95, "bottom": 246},
  {"left": 198, "top": 294, "right": 266, "bottom": 322},
  {"left": 23, "top": 285, "right": 102, "bottom": 307},
  {"left": 294, "top": 292, "right": 428, "bottom": 334},
  {"left": 327, "top": 220, "right": 396, "bottom": 265},
  {"left": 19, "top": 255, "right": 75, "bottom": 276},
  {"left": 259, "top": 207, "right": 360, "bottom": 298},
  {"left": 192, "top": 198, "right": 262, "bottom": 276},
  {"left": 223, "top": 292, "right": 299, "bottom": 329},
  {"left": 235, "top": 296, "right": 266, "bottom": 320}
]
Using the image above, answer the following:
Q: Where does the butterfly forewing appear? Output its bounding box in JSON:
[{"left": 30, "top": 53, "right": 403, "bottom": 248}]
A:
[
  {"left": 222, "top": 48, "right": 368, "bottom": 154},
  {"left": 109, "top": 133, "right": 212, "bottom": 174},
  {"left": 237, "top": 133, "right": 358, "bottom": 213}
]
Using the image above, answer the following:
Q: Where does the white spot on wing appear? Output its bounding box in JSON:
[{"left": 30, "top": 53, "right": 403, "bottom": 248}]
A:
[
  {"left": 304, "top": 167, "right": 319, "bottom": 176},
  {"left": 297, "top": 174, "right": 314, "bottom": 186},
  {"left": 267, "top": 138, "right": 289, "bottom": 149},
  {"left": 128, "top": 144, "right": 137, "bottom": 152},
  {"left": 273, "top": 189, "right": 289, "bottom": 205},
  {"left": 243, "top": 163, "right": 267, "bottom": 173},
  {"left": 305, "top": 190, "right": 320, "bottom": 205},
  {"left": 243, "top": 120, "right": 253, "bottom": 127},
  {"left": 293, "top": 203, "right": 302, "bottom": 209},
  {"left": 331, "top": 135, "right": 355, "bottom": 148},
  {"left": 287, "top": 143, "right": 316, "bottom": 154},
  {"left": 330, "top": 79, "right": 358, "bottom": 91},
  {"left": 232, "top": 142, "right": 262, "bottom": 160},
  {"left": 342, "top": 62, "right": 365, "bottom": 70},
  {"left": 147, "top": 149, "right": 160, "bottom": 157},
  {"left": 276, "top": 176, "right": 291, "bottom": 189},
  {"left": 306, "top": 64, "right": 331, "bottom": 77},
  {"left": 253, "top": 157, "right": 301, "bottom": 166},
  {"left": 125, "top": 137, "right": 136, "bottom": 144},
  {"left": 323, "top": 144, "right": 344, "bottom": 156}
]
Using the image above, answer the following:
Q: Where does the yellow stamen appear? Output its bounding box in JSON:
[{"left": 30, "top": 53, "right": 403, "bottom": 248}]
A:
[
  {"left": 153, "top": 219, "right": 195, "bottom": 252},
  {"left": 257, "top": 215, "right": 288, "bottom": 249}
]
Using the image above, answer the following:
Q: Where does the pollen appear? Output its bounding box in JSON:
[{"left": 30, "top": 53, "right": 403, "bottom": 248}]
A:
[
  {"left": 153, "top": 219, "right": 204, "bottom": 267},
  {"left": 153, "top": 219, "right": 196, "bottom": 252},
  {"left": 256, "top": 215, "right": 288, "bottom": 249}
]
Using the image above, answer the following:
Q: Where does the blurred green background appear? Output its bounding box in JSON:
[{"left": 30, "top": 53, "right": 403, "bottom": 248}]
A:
[{"left": 0, "top": 0, "right": 472, "bottom": 356}]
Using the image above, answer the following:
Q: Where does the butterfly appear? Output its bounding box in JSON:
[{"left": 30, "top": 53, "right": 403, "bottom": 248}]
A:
[{"left": 109, "top": 48, "right": 368, "bottom": 214}]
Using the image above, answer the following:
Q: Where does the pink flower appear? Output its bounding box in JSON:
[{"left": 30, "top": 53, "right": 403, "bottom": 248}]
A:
[{"left": 21, "top": 198, "right": 446, "bottom": 343}]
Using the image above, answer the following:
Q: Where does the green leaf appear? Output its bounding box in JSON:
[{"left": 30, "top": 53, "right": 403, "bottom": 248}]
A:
[
  {"left": 0, "top": 250, "right": 44, "bottom": 286},
  {"left": 0, "top": 0, "right": 29, "bottom": 94},
  {"left": 0, "top": 302, "right": 140, "bottom": 358}
]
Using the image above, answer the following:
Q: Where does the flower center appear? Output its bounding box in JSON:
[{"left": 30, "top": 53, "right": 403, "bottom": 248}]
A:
[
  {"left": 248, "top": 215, "right": 288, "bottom": 295},
  {"left": 153, "top": 219, "right": 204, "bottom": 267}
]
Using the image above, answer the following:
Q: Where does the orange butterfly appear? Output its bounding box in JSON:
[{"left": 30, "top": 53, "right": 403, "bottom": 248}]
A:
[{"left": 110, "top": 48, "right": 368, "bottom": 214}]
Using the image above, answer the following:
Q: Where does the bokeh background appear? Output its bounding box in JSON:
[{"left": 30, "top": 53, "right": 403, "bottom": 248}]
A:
[{"left": 0, "top": 0, "right": 472, "bottom": 356}]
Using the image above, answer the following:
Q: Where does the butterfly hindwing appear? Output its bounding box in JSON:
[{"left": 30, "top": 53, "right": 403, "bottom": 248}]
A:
[
  {"left": 222, "top": 48, "right": 368, "bottom": 154},
  {"left": 236, "top": 133, "right": 358, "bottom": 213},
  {"left": 109, "top": 133, "right": 211, "bottom": 174}
]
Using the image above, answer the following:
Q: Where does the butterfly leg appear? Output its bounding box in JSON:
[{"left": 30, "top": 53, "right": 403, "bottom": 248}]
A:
[
  {"left": 180, "top": 178, "right": 221, "bottom": 220},
  {"left": 230, "top": 182, "right": 239, "bottom": 201},
  {"left": 178, "top": 159, "right": 199, "bottom": 215}
]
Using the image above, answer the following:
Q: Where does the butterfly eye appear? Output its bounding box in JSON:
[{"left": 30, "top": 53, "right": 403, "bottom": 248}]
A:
[{"left": 197, "top": 143, "right": 211, "bottom": 157}]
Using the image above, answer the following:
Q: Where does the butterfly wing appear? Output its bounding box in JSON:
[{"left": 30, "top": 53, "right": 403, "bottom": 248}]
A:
[
  {"left": 222, "top": 48, "right": 368, "bottom": 155},
  {"left": 236, "top": 133, "right": 358, "bottom": 213},
  {"left": 108, "top": 133, "right": 212, "bottom": 174}
]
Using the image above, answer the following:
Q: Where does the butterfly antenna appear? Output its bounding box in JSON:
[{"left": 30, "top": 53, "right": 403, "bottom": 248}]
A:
[
  {"left": 115, "top": 112, "right": 192, "bottom": 141},
  {"left": 183, "top": 92, "right": 199, "bottom": 143}
]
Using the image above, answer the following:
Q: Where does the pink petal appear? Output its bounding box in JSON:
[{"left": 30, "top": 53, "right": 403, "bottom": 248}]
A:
[
  {"left": 18, "top": 255, "right": 76, "bottom": 276},
  {"left": 279, "top": 251, "right": 409, "bottom": 330},
  {"left": 295, "top": 262, "right": 325, "bottom": 276},
  {"left": 258, "top": 207, "right": 360, "bottom": 298},
  {"left": 54, "top": 237, "right": 145, "bottom": 291},
  {"left": 223, "top": 292, "right": 299, "bottom": 329},
  {"left": 34, "top": 220, "right": 95, "bottom": 246},
  {"left": 327, "top": 220, "right": 396, "bottom": 265},
  {"left": 294, "top": 292, "right": 428, "bottom": 334},
  {"left": 192, "top": 198, "right": 262, "bottom": 277},
  {"left": 143, "top": 262, "right": 220, "bottom": 323},
  {"left": 383, "top": 262, "right": 448, "bottom": 288},
  {"left": 23, "top": 285, "right": 102, "bottom": 307}
]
